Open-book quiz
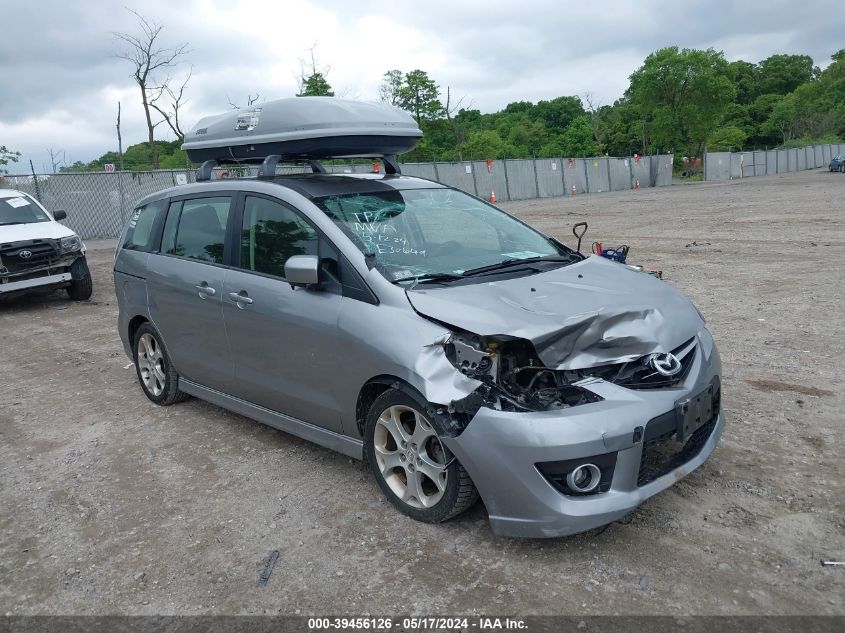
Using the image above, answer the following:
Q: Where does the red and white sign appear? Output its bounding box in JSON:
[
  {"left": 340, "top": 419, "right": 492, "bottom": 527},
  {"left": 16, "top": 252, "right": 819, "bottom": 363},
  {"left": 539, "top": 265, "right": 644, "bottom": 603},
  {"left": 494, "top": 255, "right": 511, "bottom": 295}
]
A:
[{"left": 104, "top": 164, "right": 115, "bottom": 173}]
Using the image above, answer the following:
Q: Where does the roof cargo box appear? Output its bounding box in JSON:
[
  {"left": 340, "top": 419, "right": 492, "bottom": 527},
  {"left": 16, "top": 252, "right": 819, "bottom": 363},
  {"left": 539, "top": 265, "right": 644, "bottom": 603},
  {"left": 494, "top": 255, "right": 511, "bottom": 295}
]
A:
[{"left": 181, "top": 97, "right": 422, "bottom": 163}]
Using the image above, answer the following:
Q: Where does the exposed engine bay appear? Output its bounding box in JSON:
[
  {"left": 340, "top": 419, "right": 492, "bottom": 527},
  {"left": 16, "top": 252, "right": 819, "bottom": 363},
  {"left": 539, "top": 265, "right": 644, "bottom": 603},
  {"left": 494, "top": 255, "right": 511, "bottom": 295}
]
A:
[
  {"left": 443, "top": 333, "right": 603, "bottom": 414},
  {"left": 434, "top": 331, "right": 698, "bottom": 434}
]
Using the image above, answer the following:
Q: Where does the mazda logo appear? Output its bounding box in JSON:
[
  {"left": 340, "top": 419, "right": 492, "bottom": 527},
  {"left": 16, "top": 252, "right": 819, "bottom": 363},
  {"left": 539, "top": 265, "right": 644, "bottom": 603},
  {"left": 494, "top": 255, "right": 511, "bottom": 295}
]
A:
[
  {"left": 650, "top": 352, "right": 682, "bottom": 377},
  {"left": 18, "top": 250, "right": 33, "bottom": 260}
]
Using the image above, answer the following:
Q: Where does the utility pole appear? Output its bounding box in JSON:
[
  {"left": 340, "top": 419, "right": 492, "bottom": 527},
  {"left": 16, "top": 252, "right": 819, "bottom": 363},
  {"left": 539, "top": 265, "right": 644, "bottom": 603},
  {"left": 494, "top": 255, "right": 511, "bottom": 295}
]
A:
[{"left": 116, "top": 102, "right": 125, "bottom": 171}]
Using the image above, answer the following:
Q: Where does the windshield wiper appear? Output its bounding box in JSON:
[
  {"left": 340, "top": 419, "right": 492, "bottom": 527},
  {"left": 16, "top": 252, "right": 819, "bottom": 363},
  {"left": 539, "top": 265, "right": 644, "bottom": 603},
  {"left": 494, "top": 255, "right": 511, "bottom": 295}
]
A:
[
  {"left": 0, "top": 221, "right": 26, "bottom": 226},
  {"left": 462, "top": 255, "right": 577, "bottom": 277},
  {"left": 392, "top": 272, "right": 465, "bottom": 286}
]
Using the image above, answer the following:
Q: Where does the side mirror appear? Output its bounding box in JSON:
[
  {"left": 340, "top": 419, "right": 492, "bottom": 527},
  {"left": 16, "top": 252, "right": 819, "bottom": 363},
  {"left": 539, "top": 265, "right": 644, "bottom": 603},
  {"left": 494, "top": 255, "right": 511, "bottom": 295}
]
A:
[
  {"left": 284, "top": 255, "right": 320, "bottom": 288},
  {"left": 53, "top": 210, "right": 67, "bottom": 221}
]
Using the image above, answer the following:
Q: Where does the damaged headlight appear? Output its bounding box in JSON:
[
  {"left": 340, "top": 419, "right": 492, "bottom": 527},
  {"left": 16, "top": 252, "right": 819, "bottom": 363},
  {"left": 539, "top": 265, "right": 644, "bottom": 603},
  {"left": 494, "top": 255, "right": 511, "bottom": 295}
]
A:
[
  {"left": 60, "top": 235, "right": 83, "bottom": 253},
  {"left": 444, "top": 333, "right": 602, "bottom": 412}
]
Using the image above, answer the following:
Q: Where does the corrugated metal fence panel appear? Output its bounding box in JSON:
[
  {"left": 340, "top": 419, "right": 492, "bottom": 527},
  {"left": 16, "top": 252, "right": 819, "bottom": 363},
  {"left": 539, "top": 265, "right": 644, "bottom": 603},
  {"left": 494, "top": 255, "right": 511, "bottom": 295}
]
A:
[
  {"left": 608, "top": 158, "right": 632, "bottom": 191},
  {"left": 399, "top": 162, "right": 438, "bottom": 181},
  {"left": 823, "top": 144, "right": 833, "bottom": 164},
  {"left": 788, "top": 149, "right": 798, "bottom": 172},
  {"left": 563, "top": 159, "right": 588, "bottom": 194},
  {"left": 503, "top": 160, "right": 537, "bottom": 200},
  {"left": 585, "top": 158, "right": 610, "bottom": 193},
  {"left": 776, "top": 150, "right": 789, "bottom": 173},
  {"left": 765, "top": 151, "right": 777, "bottom": 175},
  {"left": 534, "top": 158, "right": 565, "bottom": 198},
  {"left": 744, "top": 154, "right": 756, "bottom": 177},
  {"left": 797, "top": 148, "right": 806, "bottom": 171},
  {"left": 730, "top": 153, "right": 742, "bottom": 178},
  {"left": 433, "top": 162, "right": 475, "bottom": 194},
  {"left": 653, "top": 155, "right": 674, "bottom": 186},
  {"left": 814, "top": 145, "right": 824, "bottom": 167},
  {"left": 471, "top": 161, "right": 509, "bottom": 202},
  {"left": 631, "top": 156, "right": 651, "bottom": 187},
  {"left": 753, "top": 151, "right": 767, "bottom": 176},
  {"left": 704, "top": 152, "right": 730, "bottom": 180}
]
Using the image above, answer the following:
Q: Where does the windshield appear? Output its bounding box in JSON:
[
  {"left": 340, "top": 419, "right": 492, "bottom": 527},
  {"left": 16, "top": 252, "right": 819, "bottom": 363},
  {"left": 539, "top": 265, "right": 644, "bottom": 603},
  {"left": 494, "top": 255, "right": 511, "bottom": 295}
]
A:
[
  {"left": 316, "top": 188, "right": 567, "bottom": 282},
  {"left": 0, "top": 194, "right": 50, "bottom": 225}
]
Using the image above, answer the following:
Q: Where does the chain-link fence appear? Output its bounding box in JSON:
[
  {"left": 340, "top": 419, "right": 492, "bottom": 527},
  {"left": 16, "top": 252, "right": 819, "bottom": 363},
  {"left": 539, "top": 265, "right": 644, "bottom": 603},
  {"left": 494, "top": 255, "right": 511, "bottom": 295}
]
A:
[
  {"left": 3, "top": 153, "right": 674, "bottom": 239},
  {"left": 704, "top": 143, "right": 844, "bottom": 181}
]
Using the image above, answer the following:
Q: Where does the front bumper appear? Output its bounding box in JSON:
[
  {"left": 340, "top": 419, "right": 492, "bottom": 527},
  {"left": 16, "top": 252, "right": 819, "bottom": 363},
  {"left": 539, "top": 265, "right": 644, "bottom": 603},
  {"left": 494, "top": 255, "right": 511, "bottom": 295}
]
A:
[
  {"left": 442, "top": 329, "right": 723, "bottom": 538},
  {"left": 0, "top": 271, "right": 73, "bottom": 294}
]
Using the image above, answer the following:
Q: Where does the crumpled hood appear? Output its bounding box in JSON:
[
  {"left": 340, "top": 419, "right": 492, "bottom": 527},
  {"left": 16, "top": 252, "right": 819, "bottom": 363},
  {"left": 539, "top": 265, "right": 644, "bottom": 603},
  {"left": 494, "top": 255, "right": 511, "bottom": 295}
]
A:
[
  {"left": 0, "top": 220, "right": 75, "bottom": 243},
  {"left": 406, "top": 255, "right": 704, "bottom": 369}
]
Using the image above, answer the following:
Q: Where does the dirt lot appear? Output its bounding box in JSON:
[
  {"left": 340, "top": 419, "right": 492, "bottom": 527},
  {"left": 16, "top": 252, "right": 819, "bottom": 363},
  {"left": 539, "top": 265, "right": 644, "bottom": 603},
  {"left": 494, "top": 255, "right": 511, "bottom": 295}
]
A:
[{"left": 1, "top": 169, "right": 843, "bottom": 616}]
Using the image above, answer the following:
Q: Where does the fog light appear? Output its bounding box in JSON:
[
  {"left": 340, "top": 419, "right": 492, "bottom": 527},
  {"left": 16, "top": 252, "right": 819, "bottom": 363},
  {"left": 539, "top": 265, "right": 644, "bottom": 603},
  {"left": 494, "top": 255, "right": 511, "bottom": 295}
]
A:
[{"left": 566, "top": 463, "right": 601, "bottom": 493}]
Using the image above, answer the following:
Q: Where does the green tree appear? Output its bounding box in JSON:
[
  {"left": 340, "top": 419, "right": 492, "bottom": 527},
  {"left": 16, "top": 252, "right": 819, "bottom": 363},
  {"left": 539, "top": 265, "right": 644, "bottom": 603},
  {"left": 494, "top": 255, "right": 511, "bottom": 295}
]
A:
[
  {"left": 626, "top": 47, "right": 735, "bottom": 156},
  {"left": 297, "top": 45, "right": 334, "bottom": 97},
  {"left": 0, "top": 145, "right": 21, "bottom": 174},
  {"left": 559, "top": 116, "right": 601, "bottom": 157},
  {"left": 757, "top": 54, "right": 817, "bottom": 96},
  {"left": 727, "top": 60, "right": 759, "bottom": 104},
  {"left": 378, "top": 70, "right": 404, "bottom": 106},
  {"left": 297, "top": 72, "right": 334, "bottom": 97},
  {"left": 461, "top": 130, "right": 514, "bottom": 159},
  {"left": 707, "top": 126, "right": 748, "bottom": 151},
  {"left": 397, "top": 70, "right": 443, "bottom": 123}
]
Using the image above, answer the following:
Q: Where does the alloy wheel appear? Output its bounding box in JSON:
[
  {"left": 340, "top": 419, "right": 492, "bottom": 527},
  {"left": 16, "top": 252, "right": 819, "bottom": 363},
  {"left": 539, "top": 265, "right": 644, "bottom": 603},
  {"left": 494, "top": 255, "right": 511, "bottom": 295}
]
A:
[
  {"left": 137, "top": 332, "right": 166, "bottom": 397},
  {"left": 372, "top": 404, "right": 448, "bottom": 508}
]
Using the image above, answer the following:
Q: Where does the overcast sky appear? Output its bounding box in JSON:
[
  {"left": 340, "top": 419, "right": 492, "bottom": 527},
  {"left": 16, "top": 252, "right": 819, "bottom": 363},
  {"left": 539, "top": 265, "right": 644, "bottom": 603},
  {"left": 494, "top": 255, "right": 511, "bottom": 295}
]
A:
[{"left": 2, "top": 0, "right": 841, "bottom": 173}]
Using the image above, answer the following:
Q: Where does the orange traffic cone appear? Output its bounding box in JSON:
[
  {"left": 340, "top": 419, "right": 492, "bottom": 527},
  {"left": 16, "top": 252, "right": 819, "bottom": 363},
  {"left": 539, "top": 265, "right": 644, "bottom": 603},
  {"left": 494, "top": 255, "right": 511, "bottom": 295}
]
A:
[
  {"left": 490, "top": 190, "right": 497, "bottom": 203},
  {"left": 635, "top": 179, "right": 640, "bottom": 189},
  {"left": 571, "top": 185, "right": 577, "bottom": 196}
]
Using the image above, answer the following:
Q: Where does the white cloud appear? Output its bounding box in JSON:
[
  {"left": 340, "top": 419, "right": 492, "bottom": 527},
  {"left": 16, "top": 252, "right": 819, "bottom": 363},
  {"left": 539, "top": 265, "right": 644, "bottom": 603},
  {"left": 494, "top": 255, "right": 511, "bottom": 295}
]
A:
[{"left": 2, "top": 0, "right": 842, "bottom": 172}]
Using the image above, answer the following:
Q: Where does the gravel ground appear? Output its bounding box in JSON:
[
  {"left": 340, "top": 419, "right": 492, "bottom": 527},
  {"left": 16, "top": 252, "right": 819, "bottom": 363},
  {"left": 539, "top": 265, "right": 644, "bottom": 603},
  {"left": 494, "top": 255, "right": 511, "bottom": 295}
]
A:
[{"left": 1, "top": 169, "right": 843, "bottom": 616}]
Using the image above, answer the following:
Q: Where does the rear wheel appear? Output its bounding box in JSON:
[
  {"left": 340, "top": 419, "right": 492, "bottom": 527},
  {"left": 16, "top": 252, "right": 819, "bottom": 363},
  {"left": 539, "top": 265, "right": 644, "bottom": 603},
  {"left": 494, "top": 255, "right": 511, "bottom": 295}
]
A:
[
  {"left": 363, "top": 388, "right": 478, "bottom": 523},
  {"left": 133, "top": 323, "right": 188, "bottom": 405}
]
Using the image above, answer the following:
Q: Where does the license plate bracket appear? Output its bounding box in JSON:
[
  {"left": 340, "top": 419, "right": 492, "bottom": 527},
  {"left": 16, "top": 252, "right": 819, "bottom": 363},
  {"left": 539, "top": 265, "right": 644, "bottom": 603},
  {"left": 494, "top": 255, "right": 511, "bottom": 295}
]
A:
[{"left": 675, "top": 384, "right": 714, "bottom": 442}]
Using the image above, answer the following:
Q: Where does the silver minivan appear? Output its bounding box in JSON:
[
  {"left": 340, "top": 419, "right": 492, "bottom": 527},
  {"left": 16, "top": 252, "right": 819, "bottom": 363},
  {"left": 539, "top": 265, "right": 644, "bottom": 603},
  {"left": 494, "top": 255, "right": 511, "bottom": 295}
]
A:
[{"left": 114, "top": 170, "right": 723, "bottom": 538}]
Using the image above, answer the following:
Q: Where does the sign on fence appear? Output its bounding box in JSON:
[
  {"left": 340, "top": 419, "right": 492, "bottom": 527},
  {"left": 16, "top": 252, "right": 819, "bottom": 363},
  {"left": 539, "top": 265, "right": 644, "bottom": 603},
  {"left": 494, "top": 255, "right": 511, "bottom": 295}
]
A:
[{"left": 104, "top": 164, "right": 115, "bottom": 173}]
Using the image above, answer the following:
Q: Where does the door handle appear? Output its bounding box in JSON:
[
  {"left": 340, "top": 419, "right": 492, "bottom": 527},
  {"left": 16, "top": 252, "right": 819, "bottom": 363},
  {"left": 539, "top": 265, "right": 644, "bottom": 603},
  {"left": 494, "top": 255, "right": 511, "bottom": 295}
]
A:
[
  {"left": 196, "top": 283, "right": 216, "bottom": 297},
  {"left": 228, "top": 291, "right": 254, "bottom": 306}
]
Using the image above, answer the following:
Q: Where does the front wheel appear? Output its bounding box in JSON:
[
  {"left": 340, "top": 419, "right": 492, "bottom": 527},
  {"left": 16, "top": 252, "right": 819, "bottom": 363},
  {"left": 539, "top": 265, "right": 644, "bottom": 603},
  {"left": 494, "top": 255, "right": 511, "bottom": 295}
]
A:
[
  {"left": 66, "top": 256, "right": 93, "bottom": 300},
  {"left": 363, "top": 388, "right": 478, "bottom": 523}
]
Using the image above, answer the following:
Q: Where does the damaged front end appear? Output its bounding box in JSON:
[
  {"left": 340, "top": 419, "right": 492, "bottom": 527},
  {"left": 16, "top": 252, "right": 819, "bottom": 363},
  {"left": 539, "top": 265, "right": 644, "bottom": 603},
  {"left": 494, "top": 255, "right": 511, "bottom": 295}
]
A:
[
  {"left": 429, "top": 332, "right": 604, "bottom": 436},
  {"left": 429, "top": 330, "right": 702, "bottom": 439}
]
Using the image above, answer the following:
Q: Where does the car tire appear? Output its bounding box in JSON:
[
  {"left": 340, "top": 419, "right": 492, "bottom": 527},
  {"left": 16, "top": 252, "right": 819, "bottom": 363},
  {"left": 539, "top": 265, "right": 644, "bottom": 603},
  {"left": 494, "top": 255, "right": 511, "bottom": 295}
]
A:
[
  {"left": 133, "top": 322, "right": 189, "bottom": 405},
  {"left": 66, "top": 256, "right": 93, "bottom": 301},
  {"left": 363, "top": 388, "right": 478, "bottom": 523}
]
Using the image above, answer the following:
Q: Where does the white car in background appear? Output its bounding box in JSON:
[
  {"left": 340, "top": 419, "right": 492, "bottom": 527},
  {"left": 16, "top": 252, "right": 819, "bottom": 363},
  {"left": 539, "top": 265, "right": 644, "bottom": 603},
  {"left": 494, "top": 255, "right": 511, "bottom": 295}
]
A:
[{"left": 0, "top": 189, "right": 92, "bottom": 300}]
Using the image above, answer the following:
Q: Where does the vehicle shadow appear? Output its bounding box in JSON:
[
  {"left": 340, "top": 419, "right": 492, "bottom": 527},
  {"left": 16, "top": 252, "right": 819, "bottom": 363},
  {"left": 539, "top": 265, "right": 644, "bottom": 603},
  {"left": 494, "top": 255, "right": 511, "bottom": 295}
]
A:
[{"left": 0, "top": 288, "right": 73, "bottom": 313}]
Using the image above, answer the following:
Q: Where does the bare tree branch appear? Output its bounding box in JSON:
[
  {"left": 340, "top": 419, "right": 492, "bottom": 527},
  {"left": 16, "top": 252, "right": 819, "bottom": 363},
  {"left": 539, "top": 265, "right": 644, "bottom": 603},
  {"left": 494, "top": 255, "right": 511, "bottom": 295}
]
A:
[{"left": 113, "top": 9, "right": 191, "bottom": 168}]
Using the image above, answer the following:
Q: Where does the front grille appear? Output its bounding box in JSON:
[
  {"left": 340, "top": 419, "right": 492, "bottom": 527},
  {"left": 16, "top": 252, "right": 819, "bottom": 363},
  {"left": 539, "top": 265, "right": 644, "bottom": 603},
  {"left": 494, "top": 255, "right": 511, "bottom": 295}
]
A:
[
  {"left": 584, "top": 337, "right": 697, "bottom": 390},
  {"left": 0, "top": 239, "right": 61, "bottom": 274},
  {"left": 637, "top": 382, "right": 721, "bottom": 487}
]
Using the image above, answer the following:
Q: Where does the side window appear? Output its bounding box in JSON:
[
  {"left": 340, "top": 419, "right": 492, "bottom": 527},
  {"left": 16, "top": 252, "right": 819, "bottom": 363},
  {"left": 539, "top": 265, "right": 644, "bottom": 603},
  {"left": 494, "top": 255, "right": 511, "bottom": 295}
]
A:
[
  {"left": 240, "top": 196, "right": 318, "bottom": 277},
  {"left": 122, "top": 200, "right": 164, "bottom": 252},
  {"left": 163, "top": 196, "right": 231, "bottom": 264}
]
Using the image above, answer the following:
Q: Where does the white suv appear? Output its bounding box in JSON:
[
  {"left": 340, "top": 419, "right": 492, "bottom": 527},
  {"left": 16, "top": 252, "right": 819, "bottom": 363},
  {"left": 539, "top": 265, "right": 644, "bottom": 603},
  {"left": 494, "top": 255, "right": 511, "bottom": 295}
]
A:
[{"left": 0, "top": 189, "right": 92, "bottom": 300}]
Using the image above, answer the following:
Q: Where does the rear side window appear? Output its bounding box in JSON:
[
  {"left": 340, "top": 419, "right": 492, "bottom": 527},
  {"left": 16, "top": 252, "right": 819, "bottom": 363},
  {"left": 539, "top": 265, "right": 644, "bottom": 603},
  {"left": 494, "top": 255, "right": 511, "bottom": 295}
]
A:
[
  {"left": 122, "top": 200, "right": 164, "bottom": 252},
  {"left": 240, "top": 196, "right": 318, "bottom": 277},
  {"left": 161, "top": 196, "right": 231, "bottom": 264}
]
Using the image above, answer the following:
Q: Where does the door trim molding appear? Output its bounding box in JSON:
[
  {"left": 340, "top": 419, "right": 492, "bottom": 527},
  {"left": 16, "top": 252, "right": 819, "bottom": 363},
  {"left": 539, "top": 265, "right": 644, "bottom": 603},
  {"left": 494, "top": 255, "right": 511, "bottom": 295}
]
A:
[{"left": 178, "top": 378, "right": 364, "bottom": 459}]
